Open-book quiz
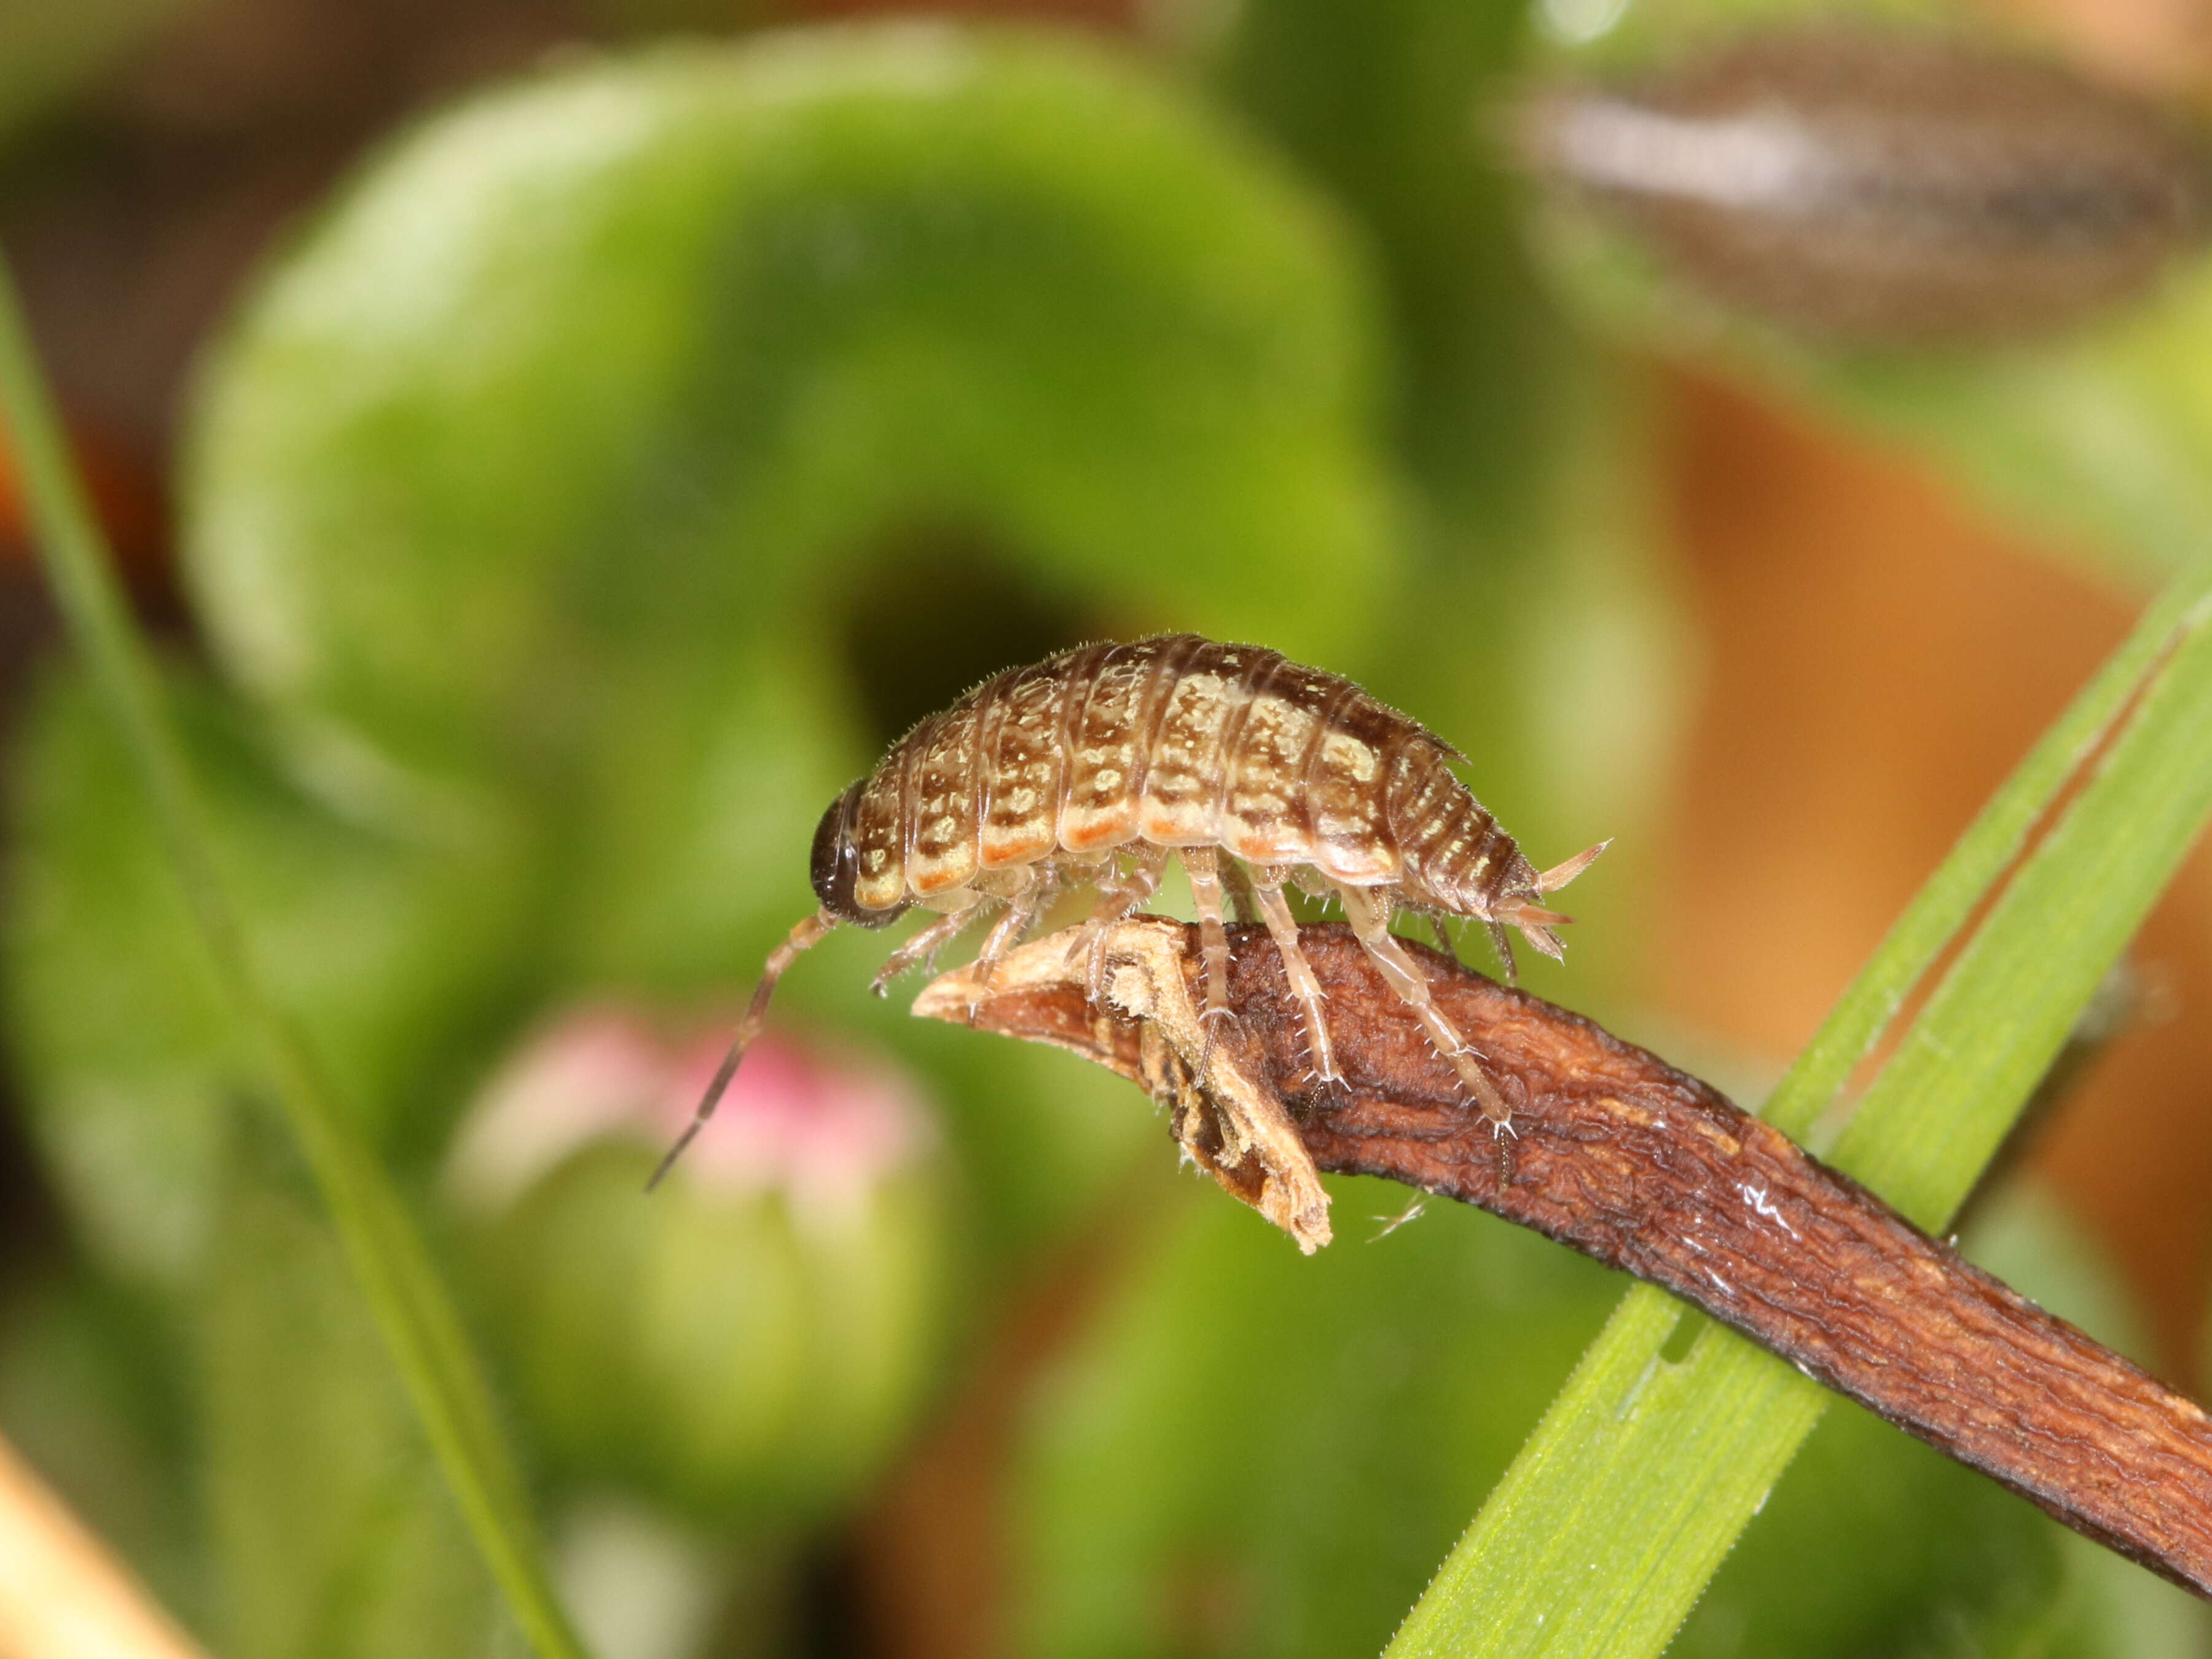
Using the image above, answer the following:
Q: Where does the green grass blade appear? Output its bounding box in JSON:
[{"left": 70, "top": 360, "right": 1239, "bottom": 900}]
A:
[
  {"left": 1387, "top": 571, "right": 2212, "bottom": 1659},
  {"left": 1758, "top": 571, "right": 2209, "bottom": 1144},
  {"left": 0, "top": 257, "right": 590, "bottom": 1659},
  {"left": 1387, "top": 1290, "right": 1823, "bottom": 1659},
  {"left": 1832, "top": 589, "right": 2212, "bottom": 1220}
]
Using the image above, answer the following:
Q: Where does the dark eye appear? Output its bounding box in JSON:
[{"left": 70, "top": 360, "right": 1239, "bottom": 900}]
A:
[{"left": 810, "top": 781, "right": 904, "bottom": 928}]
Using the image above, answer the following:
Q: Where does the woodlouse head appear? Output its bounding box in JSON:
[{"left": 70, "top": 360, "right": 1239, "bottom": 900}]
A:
[{"left": 812, "top": 781, "right": 907, "bottom": 930}]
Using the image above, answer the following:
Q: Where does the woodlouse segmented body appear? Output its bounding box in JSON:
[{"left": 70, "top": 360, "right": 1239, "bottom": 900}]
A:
[
  {"left": 655, "top": 634, "right": 1604, "bottom": 1184},
  {"left": 840, "top": 635, "right": 1545, "bottom": 924},
  {"left": 1517, "top": 25, "right": 2212, "bottom": 340}
]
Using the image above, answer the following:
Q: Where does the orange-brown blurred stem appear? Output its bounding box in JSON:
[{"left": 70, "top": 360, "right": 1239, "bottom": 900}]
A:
[
  {"left": 917, "top": 919, "right": 2212, "bottom": 1599},
  {"left": 0, "top": 1432, "right": 208, "bottom": 1659}
]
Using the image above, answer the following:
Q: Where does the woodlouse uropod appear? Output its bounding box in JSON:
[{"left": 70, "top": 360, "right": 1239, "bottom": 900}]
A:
[{"left": 653, "top": 634, "right": 1606, "bottom": 1184}]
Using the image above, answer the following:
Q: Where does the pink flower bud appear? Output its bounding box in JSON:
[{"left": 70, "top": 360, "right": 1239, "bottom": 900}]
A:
[{"left": 446, "top": 1003, "right": 949, "bottom": 1523}]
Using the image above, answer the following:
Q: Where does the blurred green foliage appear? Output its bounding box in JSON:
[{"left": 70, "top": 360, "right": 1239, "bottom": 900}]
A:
[
  {"left": 183, "top": 28, "right": 1401, "bottom": 794},
  {"left": 4, "top": 662, "right": 541, "bottom": 1284},
  {"left": 1018, "top": 1184, "right": 1621, "bottom": 1659},
  {"left": 0, "top": 0, "right": 192, "bottom": 143},
  {"left": 1183, "top": 0, "right": 1685, "bottom": 907},
  {"left": 1, "top": 4, "right": 2205, "bottom": 1657}
]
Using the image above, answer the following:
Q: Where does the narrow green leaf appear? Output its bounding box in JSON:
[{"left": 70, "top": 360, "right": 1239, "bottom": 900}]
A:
[
  {"left": 206, "top": 1120, "right": 519, "bottom": 1659},
  {"left": 1387, "top": 1292, "right": 1823, "bottom": 1659},
  {"left": 1832, "top": 582, "right": 2212, "bottom": 1222},
  {"left": 0, "top": 259, "right": 589, "bottom": 1659},
  {"left": 1761, "top": 570, "right": 2210, "bottom": 1145},
  {"left": 1387, "top": 571, "right": 2212, "bottom": 1659}
]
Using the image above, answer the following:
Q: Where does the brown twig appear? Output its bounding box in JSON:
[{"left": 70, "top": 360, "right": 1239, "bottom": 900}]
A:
[{"left": 912, "top": 918, "right": 2212, "bottom": 1599}]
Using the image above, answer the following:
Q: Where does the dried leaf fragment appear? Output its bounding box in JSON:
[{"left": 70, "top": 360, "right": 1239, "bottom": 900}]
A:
[{"left": 914, "top": 917, "right": 1332, "bottom": 1250}]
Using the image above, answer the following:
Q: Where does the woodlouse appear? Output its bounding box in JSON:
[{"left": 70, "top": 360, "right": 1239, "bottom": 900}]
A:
[
  {"left": 655, "top": 633, "right": 1606, "bottom": 1183},
  {"left": 1516, "top": 25, "right": 2212, "bottom": 340}
]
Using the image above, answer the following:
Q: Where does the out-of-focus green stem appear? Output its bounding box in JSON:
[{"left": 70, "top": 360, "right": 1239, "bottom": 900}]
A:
[{"left": 0, "top": 257, "right": 590, "bottom": 1659}]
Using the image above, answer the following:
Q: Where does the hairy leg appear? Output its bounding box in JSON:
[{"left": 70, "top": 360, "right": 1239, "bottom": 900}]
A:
[
  {"left": 1219, "top": 855, "right": 1261, "bottom": 927},
  {"left": 1182, "top": 846, "right": 1237, "bottom": 1079},
  {"left": 965, "top": 865, "right": 1061, "bottom": 1019},
  {"left": 1484, "top": 919, "right": 1518, "bottom": 984},
  {"left": 870, "top": 903, "right": 988, "bottom": 997},
  {"left": 1335, "top": 884, "right": 1513, "bottom": 1131},
  {"left": 1070, "top": 847, "right": 1169, "bottom": 1002},
  {"left": 1251, "top": 868, "right": 1342, "bottom": 1084}
]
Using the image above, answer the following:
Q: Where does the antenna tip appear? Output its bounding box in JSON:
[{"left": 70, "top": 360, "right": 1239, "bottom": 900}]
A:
[{"left": 644, "top": 1124, "right": 700, "bottom": 1194}]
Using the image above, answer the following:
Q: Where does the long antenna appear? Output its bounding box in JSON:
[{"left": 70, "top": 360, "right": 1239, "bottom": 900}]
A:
[{"left": 646, "top": 908, "right": 836, "bottom": 1191}]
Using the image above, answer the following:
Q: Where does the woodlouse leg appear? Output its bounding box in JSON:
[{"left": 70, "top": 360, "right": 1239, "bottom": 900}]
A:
[
  {"left": 1219, "top": 856, "right": 1261, "bottom": 927},
  {"left": 1335, "top": 884, "right": 1515, "bottom": 1133},
  {"left": 1252, "top": 869, "right": 1343, "bottom": 1085},
  {"left": 965, "top": 867, "right": 1060, "bottom": 1023},
  {"left": 1072, "top": 848, "right": 1168, "bottom": 1002},
  {"left": 1484, "top": 919, "right": 1518, "bottom": 985},
  {"left": 651, "top": 908, "right": 837, "bottom": 1189},
  {"left": 1181, "top": 846, "right": 1237, "bottom": 1080},
  {"left": 871, "top": 905, "right": 987, "bottom": 997}
]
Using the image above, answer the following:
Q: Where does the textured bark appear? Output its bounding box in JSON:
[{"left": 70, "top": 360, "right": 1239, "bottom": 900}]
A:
[{"left": 916, "top": 919, "right": 2212, "bottom": 1598}]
